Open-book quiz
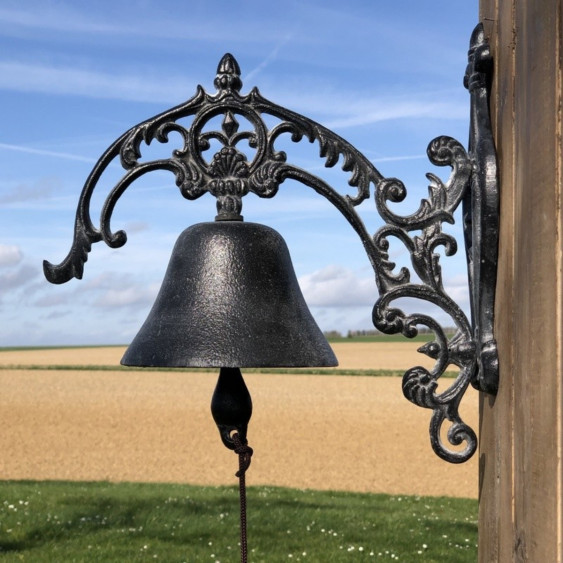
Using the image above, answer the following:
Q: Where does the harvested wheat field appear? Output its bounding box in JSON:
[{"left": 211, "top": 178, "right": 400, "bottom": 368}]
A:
[{"left": 0, "top": 342, "right": 478, "bottom": 498}]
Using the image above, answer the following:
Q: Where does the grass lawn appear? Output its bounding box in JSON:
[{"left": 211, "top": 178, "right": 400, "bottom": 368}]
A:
[{"left": 0, "top": 481, "right": 476, "bottom": 562}]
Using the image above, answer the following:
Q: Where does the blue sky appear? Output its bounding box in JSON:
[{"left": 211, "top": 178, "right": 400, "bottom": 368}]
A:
[{"left": 0, "top": 1, "right": 478, "bottom": 347}]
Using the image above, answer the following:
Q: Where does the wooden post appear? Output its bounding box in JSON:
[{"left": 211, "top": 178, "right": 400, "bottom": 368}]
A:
[{"left": 479, "top": 0, "right": 563, "bottom": 560}]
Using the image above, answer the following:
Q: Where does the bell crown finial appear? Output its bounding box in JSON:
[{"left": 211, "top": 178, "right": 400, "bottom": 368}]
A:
[{"left": 214, "top": 53, "right": 242, "bottom": 93}]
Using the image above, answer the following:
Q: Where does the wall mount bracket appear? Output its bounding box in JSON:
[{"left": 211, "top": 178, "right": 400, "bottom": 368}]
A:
[{"left": 44, "top": 23, "right": 499, "bottom": 464}]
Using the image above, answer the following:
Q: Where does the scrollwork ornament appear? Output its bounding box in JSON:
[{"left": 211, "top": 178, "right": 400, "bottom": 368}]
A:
[{"left": 45, "top": 25, "right": 499, "bottom": 463}]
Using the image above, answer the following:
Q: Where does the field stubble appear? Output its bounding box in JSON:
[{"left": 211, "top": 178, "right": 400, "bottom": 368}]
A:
[{"left": 0, "top": 343, "right": 478, "bottom": 498}]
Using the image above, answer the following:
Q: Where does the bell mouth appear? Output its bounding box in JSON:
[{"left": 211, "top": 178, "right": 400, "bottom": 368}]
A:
[{"left": 121, "top": 221, "right": 338, "bottom": 369}]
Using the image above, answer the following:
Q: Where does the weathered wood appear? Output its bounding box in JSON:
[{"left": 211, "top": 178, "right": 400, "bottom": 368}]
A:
[{"left": 479, "top": 0, "right": 563, "bottom": 561}]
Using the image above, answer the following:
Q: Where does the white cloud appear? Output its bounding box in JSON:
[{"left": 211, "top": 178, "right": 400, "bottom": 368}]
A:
[
  {"left": 124, "top": 221, "right": 150, "bottom": 234},
  {"left": 323, "top": 99, "right": 466, "bottom": 130},
  {"left": 0, "top": 6, "right": 135, "bottom": 35},
  {"left": 58, "top": 271, "right": 159, "bottom": 309},
  {"left": 33, "top": 293, "right": 70, "bottom": 308},
  {"left": 0, "top": 244, "right": 22, "bottom": 267},
  {"left": 256, "top": 81, "right": 467, "bottom": 128},
  {"left": 81, "top": 272, "right": 132, "bottom": 291},
  {"left": 444, "top": 274, "right": 470, "bottom": 312},
  {"left": 0, "top": 177, "right": 60, "bottom": 204},
  {"left": 299, "top": 265, "right": 376, "bottom": 307},
  {"left": 0, "top": 59, "right": 466, "bottom": 127},
  {"left": 0, "top": 263, "right": 38, "bottom": 290},
  {"left": 94, "top": 284, "right": 158, "bottom": 309},
  {"left": 0, "top": 61, "right": 198, "bottom": 104},
  {"left": 0, "top": 4, "right": 291, "bottom": 44},
  {"left": 299, "top": 263, "right": 471, "bottom": 332}
]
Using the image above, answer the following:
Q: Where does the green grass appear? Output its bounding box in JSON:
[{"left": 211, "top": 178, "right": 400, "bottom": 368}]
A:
[
  {"left": 0, "top": 481, "right": 477, "bottom": 562},
  {"left": 0, "top": 345, "right": 126, "bottom": 353},
  {"left": 0, "top": 335, "right": 460, "bottom": 378}
]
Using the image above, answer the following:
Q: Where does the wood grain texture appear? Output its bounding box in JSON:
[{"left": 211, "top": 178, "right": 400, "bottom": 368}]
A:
[
  {"left": 479, "top": 2, "right": 516, "bottom": 561},
  {"left": 479, "top": 0, "right": 563, "bottom": 560}
]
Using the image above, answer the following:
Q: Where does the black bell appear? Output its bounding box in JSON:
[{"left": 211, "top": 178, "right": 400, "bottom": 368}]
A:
[{"left": 121, "top": 221, "right": 337, "bottom": 368}]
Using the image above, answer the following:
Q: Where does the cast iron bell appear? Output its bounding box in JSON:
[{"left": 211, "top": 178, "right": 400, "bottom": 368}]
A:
[
  {"left": 121, "top": 220, "right": 337, "bottom": 368},
  {"left": 121, "top": 219, "right": 336, "bottom": 558}
]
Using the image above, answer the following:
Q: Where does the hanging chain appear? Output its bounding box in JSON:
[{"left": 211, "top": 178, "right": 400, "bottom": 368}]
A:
[{"left": 232, "top": 432, "right": 253, "bottom": 563}]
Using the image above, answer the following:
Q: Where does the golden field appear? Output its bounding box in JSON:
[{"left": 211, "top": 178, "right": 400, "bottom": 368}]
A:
[{"left": 0, "top": 342, "right": 478, "bottom": 498}]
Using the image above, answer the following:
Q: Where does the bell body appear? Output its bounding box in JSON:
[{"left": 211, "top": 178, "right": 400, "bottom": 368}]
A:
[{"left": 121, "top": 221, "right": 337, "bottom": 368}]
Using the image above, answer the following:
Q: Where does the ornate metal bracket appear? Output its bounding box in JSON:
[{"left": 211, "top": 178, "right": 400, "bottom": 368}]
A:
[
  {"left": 44, "top": 23, "right": 498, "bottom": 463},
  {"left": 463, "top": 24, "right": 499, "bottom": 396}
]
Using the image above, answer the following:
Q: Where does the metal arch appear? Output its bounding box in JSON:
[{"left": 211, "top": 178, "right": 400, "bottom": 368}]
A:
[{"left": 44, "top": 24, "right": 499, "bottom": 464}]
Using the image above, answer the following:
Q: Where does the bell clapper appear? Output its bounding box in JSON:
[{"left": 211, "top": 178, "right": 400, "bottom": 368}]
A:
[{"left": 211, "top": 367, "right": 253, "bottom": 449}]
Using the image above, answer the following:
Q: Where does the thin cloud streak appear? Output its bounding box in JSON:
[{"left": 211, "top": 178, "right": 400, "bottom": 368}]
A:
[
  {"left": 244, "top": 31, "right": 296, "bottom": 82},
  {"left": 323, "top": 101, "right": 466, "bottom": 129},
  {"left": 0, "top": 142, "right": 97, "bottom": 163},
  {"left": 0, "top": 60, "right": 466, "bottom": 126},
  {"left": 0, "top": 141, "right": 424, "bottom": 173},
  {"left": 0, "top": 61, "right": 196, "bottom": 105},
  {"left": 0, "top": 5, "right": 294, "bottom": 45},
  {"left": 370, "top": 155, "right": 427, "bottom": 164},
  {"left": 0, "top": 6, "right": 135, "bottom": 35}
]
